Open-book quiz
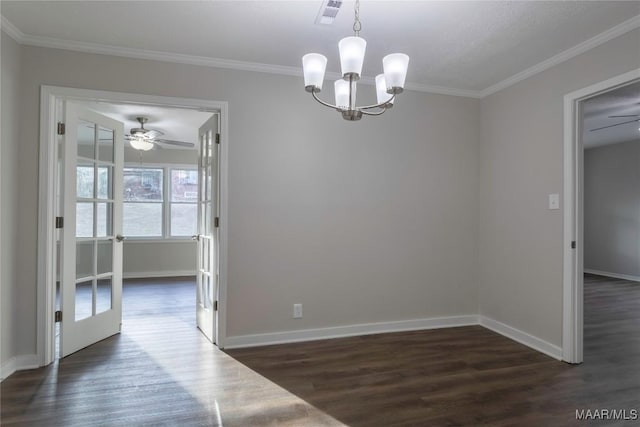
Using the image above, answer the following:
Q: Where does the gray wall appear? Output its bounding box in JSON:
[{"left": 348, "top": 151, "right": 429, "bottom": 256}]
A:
[
  {"left": 11, "top": 42, "right": 479, "bottom": 356},
  {"left": 584, "top": 140, "right": 640, "bottom": 279},
  {"left": 122, "top": 147, "right": 197, "bottom": 277},
  {"left": 1, "top": 32, "right": 21, "bottom": 366},
  {"left": 478, "top": 29, "right": 640, "bottom": 346}
]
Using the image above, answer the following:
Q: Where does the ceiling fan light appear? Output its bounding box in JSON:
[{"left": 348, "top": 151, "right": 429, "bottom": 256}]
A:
[
  {"left": 302, "top": 53, "right": 328, "bottom": 92},
  {"left": 375, "top": 74, "right": 394, "bottom": 106},
  {"left": 383, "top": 53, "right": 410, "bottom": 94},
  {"left": 338, "top": 36, "right": 366, "bottom": 78},
  {"left": 129, "top": 137, "right": 153, "bottom": 151},
  {"left": 334, "top": 79, "right": 350, "bottom": 109}
]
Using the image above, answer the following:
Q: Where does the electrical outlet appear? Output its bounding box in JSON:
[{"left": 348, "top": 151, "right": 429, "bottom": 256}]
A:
[{"left": 293, "top": 303, "right": 302, "bottom": 319}]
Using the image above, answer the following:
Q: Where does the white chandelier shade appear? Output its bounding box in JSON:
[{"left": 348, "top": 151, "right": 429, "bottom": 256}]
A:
[
  {"left": 301, "top": 0, "right": 409, "bottom": 121},
  {"left": 383, "top": 53, "right": 410, "bottom": 93},
  {"left": 302, "top": 53, "right": 328, "bottom": 91},
  {"left": 338, "top": 36, "right": 367, "bottom": 78},
  {"left": 375, "top": 74, "right": 394, "bottom": 106},
  {"left": 334, "top": 79, "right": 350, "bottom": 108}
]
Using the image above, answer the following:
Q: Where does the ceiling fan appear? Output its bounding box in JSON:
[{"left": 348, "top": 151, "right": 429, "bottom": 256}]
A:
[
  {"left": 126, "top": 116, "right": 195, "bottom": 150},
  {"left": 589, "top": 114, "right": 640, "bottom": 132}
]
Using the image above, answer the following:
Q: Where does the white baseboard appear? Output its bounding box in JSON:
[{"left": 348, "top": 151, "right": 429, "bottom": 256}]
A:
[
  {"left": 123, "top": 270, "right": 196, "bottom": 280},
  {"left": 584, "top": 269, "right": 640, "bottom": 283},
  {"left": 223, "top": 315, "right": 479, "bottom": 349},
  {"left": 1, "top": 354, "right": 39, "bottom": 381},
  {"left": 479, "top": 316, "right": 563, "bottom": 360}
]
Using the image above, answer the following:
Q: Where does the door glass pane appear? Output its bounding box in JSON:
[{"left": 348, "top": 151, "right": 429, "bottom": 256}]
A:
[
  {"left": 203, "top": 274, "right": 211, "bottom": 308},
  {"left": 206, "top": 202, "right": 213, "bottom": 234},
  {"left": 171, "top": 204, "right": 197, "bottom": 236},
  {"left": 96, "top": 240, "right": 113, "bottom": 275},
  {"left": 198, "top": 272, "right": 205, "bottom": 308},
  {"left": 96, "top": 278, "right": 112, "bottom": 314},
  {"left": 75, "top": 280, "right": 93, "bottom": 321},
  {"left": 97, "top": 166, "right": 112, "bottom": 199},
  {"left": 201, "top": 239, "right": 209, "bottom": 272},
  {"left": 76, "top": 240, "right": 94, "bottom": 279},
  {"left": 206, "top": 164, "right": 213, "bottom": 201},
  {"left": 76, "top": 165, "right": 94, "bottom": 199},
  {"left": 76, "top": 203, "right": 94, "bottom": 238},
  {"left": 96, "top": 202, "right": 112, "bottom": 237},
  {"left": 77, "top": 121, "right": 95, "bottom": 159},
  {"left": 98, "top": 127, "right": 114, "bottom": 163},
  {"left": 123, "top": 203, "right": 162, "bottom": 236}
]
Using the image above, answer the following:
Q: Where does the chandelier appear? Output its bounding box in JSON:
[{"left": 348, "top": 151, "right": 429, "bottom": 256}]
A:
[{"left": 302, "top": 0, "right": 409, "bottom": 121}]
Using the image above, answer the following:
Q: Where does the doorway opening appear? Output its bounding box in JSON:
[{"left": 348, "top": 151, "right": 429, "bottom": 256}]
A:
[
  {"left": 38, "top": 86, "right": 228, "bottom": 366},
  {"left": 562, "top": 69, "right": 639, "bottom": 364}
]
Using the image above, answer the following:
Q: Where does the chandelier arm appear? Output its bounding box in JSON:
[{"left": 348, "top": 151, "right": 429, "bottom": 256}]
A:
[
  {"left": 359, "top": 93, "right": 397, "bottom": 110},
  {"left": 311, "top": 90, "right": 341, "bottom": 111},
  {"left": 360, "top": 108, "right": 388, "bottom": 116}
]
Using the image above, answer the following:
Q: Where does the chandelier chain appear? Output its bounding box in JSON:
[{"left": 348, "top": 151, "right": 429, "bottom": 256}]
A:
[{"left": 353, "top": 0, "right": 361, "bottom": 36}]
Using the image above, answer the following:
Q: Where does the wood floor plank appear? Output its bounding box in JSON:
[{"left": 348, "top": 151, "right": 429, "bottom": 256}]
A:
[{"left": 2, "top": 274, "right": 640, "bottom": 426}]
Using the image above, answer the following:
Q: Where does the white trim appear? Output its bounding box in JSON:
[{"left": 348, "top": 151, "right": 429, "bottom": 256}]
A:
[
  {"left": 584, "top": 269, "right": 640, "bottom": 283},
  {"left": 479, "top": 317, "right": 563, "bottom": 361},
  {"left": 123, "top": 270, "right": 196, "bottom": 280},
  {"left": 123, "top": 239, "right": 195, "bottom": 244},
  {"left": 1, "top": 354, "right": 39, "bottom": 381},
  {"left": 5, "top": 14, "right": 639, "bottom": 100},
  {"left": 38, "top": 86, "right": 229, "bottom": 367},
  {"left": 223, "top": 315, "right": 479, "bottom": 349},
  {"left": 480, "top": 15, "right": 640, "bottom": 97},
  {"left": 0, "top": 15, "right": 23, "bottom": 42},
  {"left": 562, "top": 69, "right": 640, "bottom": 365}
]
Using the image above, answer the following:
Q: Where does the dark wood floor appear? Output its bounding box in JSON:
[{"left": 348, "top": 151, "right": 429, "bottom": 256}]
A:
[{"left": 2, "top": 274, "right": 639, "bottom": 426}]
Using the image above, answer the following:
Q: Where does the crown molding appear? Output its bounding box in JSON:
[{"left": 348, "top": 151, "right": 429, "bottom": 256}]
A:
[
  {"left": 0, "top": 15, "right": 24, "bottom": 42},
  {"left": 1, "top": 15, "right": 479, "bottom": 99},
  {"left": 3, "top": 13, "right": 638, "bottom": 100},
  {"left": 480, "top": 14, "right": 640, "bottom": 98}
]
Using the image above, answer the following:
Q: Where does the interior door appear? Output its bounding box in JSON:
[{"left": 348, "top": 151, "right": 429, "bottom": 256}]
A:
[
  {"left": 60, "top": 103, "right": 124, "bottom": 357},
  {"left": 195, "top": 114, "right": 219, "bottom": 343}
]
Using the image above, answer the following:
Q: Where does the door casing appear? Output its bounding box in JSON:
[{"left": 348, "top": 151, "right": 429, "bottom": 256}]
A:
[
  {"left": 562, "top": 69, "right": 640, "bottom": 364},
  {"left": 38, "top": 86, "right": 229, "bottom": 366}
]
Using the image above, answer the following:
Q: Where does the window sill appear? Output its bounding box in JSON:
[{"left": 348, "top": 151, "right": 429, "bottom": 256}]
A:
[{"left": 124, "top": 238, "right": 195, "bottom": 244}]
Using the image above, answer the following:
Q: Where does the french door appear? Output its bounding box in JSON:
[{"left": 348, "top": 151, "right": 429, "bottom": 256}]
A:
[
  {"left": 60, "top": 103, "right": 124, "bottom": 357},
  {"left": 195, "top": 114, "right": 220, "bottom": 343}
]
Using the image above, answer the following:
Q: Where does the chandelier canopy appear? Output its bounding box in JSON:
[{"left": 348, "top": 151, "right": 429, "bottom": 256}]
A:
[{"left": 302, "top": 0, "right": 409, "bottom": 121}]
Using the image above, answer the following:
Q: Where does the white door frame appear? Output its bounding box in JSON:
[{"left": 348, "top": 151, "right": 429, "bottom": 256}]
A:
[
  {"left": 562, "top": 69, "right": 640, "bottom": 364},
  {"left": 37, "top": 85, "right": 229, "bottom": 366}
]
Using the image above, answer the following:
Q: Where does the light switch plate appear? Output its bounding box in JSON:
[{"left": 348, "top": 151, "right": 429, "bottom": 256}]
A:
[{"left": 548, "top": 193, "right": 560, "bottom": 210}]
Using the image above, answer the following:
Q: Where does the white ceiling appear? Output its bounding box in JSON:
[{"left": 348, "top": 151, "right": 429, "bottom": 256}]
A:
[
  {"left": 1, "top": 1, "right": 639, "bottom": 94},
  {"left": 77, "top": 101, "right": 214, "bottom": 150},
  {"left": 582, "top": 81, "right": 640, "bottom": 149}
]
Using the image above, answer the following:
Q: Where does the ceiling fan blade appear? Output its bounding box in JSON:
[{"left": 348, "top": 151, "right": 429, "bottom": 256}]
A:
[
  {"left": 146, "top": 128, "right": 165, "bottom": 138},
  {"left": 589, "top": 118, "right": 640, "bottom": 132},
  {"left": 608, "top": 115, "right": 639, "bottom": 118},
  {"left": 154, "top": 138, "right": 195, "bottom": 148}
]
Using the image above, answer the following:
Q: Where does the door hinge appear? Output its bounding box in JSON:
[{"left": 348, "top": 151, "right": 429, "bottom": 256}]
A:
[
  {"left": 55, "top": 217, "right": 64, "bottom": 229},
  {"left": 213, "top": 300, "right": 218, "bottom": 311},
  {"left": 215, "top": 133, "right": 220, "bottom": 144},
  {"left": 214, "top": 217, "right": 219, "bottom": 228},
  {"left": 571, "top": 241, "right": 576, "bottom": 249},
  {"left": 55, "top": 311, "right": 62, "bottom": 323},
  {"left": 57, "top": 122, "right": 65, "bottom": 135}
]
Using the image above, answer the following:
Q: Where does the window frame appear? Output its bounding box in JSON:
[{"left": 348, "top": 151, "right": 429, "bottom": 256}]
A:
[{"left": 123, "top": 163, "right": 197, "bottom": 241}]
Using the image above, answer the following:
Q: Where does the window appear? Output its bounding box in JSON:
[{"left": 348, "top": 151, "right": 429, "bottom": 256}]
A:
[{"left": 123, "top": 166, "right": 197, "bottom": 239}]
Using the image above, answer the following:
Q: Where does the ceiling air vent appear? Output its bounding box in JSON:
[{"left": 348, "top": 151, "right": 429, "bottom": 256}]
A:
[{"left": 315, "top": 0, "right": 343, "bottom": 25}]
